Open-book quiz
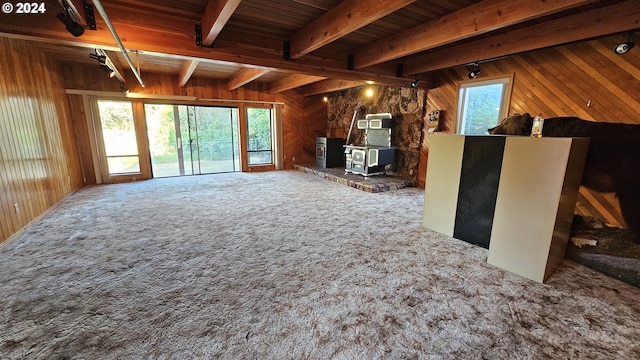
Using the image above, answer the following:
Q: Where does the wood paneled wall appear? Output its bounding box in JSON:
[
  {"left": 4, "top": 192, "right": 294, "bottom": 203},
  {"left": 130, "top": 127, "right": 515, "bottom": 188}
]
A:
[
  {"left": 302, "top": 95, "right": 329, "bottom": 164},
  {"left": 0, "top": 38, "right": 83, "bottom": 244},
  {"left": 421, "top": 34, "right": 640, "bottom": 227},
  {"left": 280, "top": 90, "right": 307, "bottom": 168},
  {"left": 62, "top": 65, "right": 311, "bottom": 181}
]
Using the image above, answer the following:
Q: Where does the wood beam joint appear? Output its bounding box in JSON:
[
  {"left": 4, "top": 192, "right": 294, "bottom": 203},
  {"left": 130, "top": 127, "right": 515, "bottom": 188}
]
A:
[
  {"left": 195, "top": 24, "right": 203, "bottom": 47},
  {"left": 227, "top": 67, "right": 271, "bottom": 90},
  {"left": 268, "top": 74, "right": 326, "bottom": 93},
  {"left": 283, "top": 41, "right": 291, "bottom": 60},
  {"left": 201, "top": 0, "right": 241, "bottom": 46},
  {"left": 178, "top": 60, "right": 199, "bottom": 88}
]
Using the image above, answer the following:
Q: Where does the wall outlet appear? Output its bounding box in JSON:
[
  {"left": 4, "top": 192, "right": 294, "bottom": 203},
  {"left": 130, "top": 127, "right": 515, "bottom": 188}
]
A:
[{"left": 14, "top": 203, "right": 19, "bottom": 214}]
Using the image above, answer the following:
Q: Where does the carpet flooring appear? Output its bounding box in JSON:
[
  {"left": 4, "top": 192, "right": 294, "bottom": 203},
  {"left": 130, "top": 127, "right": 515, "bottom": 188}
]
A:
[{"left": 1, "top": 170, "right": 639, "bottom": 359}]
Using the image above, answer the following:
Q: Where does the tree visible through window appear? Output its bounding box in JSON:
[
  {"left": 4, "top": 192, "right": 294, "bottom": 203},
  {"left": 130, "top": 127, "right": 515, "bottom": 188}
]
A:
[
  {"left": 144, "top": 104, "right": 240, "bottom": 177},
  {"left": 246, "top": 107, "right": 273, "bottom": 165},
  {"left": 97, "top": 100, "right": 140, "bottom": 174},
  {"left": 457, "top": 76, "right": 512, "bottom": 135}
]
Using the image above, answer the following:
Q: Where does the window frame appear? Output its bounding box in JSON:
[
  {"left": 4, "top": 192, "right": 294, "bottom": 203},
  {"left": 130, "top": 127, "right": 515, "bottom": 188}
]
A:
[
  {"left": 455, "top": 74, "right": 514, "bottom": 135},
  {"left": 96, "top": 99, "right": 141, "bottom": 175},
  {"left": 91, "top": 98, "right": 152, "bottom": 183},
  {"left": 245, "top": 106, "right": 275, "bottom": 167}
]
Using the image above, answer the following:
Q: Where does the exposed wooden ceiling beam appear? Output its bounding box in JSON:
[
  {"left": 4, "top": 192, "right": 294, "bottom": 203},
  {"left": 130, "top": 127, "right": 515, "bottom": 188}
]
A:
[
  {"left": 0, "top": 20, "right": 411, "bottom": 87},
  {"left": 178, "top": 60, "right": 199, "bottom": 87},
  {"left": 301, "top": 79, "right": 366, "bottom": 96},
  {"left": 103, "top": 50, "right": 126, "bottom": 83},
  {"left": 209, "top": 40, "right": 407, "bottom": 86},
  {"left": 268, "top": 74, "right": 327, "bottom": 93},
  {"left": 227, "top": 67, "right": 271, "bottom": 90},
  {"left": 402, "top": 0, "right": 640, "bottom": 76},
  {"left": 201, "top": 0, "right": 242, "bottom": 46},
  {"left": 288, "top": 0, "right": 415, "bottom": 59},
  {"left": 0, "top": 1, "right": 412, "bottom": 88},
  {"left": 352, "top": 0, "right": 597, "bottom": 69}
]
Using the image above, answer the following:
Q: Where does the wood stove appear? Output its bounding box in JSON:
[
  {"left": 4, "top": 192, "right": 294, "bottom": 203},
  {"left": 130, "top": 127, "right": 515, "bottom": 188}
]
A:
[
  {"left": 316, "top": 137, "right": 345, "bottom": 168},
  {"left": 344, "top": 113, "right": 396, "bottom": 177}
]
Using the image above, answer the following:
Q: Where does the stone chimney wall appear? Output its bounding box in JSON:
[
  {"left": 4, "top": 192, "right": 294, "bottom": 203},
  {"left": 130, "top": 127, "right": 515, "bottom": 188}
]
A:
[{"left": 326, "top": 86, "right": 426, "bottom": 179}]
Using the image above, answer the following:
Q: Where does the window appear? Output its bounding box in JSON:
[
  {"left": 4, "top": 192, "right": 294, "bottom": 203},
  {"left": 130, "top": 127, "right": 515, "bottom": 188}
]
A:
[
  {"left": 246, "top": 107, "right": 273, "bottom": 165},
  {"left": 456, "top": 76, "right": 513, "bottom": 135},
  {"left": 97, "top": 100, "right": 140, "bottom": 174}
]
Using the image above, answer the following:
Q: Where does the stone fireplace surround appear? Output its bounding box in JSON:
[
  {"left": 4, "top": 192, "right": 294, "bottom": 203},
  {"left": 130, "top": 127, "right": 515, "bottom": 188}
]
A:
[{"left": 325, "top": 85, "right": 426, "bottom": 180}]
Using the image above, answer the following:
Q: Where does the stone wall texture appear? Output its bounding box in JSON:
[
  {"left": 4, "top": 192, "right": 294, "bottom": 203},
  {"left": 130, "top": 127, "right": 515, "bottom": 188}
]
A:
[{"left": 326, "top": 86, "right": 426, "bottom": 179}]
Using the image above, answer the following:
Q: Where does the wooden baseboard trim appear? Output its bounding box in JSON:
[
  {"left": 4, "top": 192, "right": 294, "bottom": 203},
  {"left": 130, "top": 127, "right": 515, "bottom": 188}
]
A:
[{"left": 0, "top": 184, "right": 84, "bottom": 253}]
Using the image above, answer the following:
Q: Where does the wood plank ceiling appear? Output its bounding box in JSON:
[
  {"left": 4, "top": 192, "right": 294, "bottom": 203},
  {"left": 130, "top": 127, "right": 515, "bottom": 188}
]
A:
[{"left": 0, "top": 0, "right": 637, "bottom": 96}]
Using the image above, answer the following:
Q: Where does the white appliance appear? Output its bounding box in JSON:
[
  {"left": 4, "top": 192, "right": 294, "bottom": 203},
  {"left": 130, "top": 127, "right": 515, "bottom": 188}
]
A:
[{"left": 344, "top": 113, "right": 397, "bottom": 177}]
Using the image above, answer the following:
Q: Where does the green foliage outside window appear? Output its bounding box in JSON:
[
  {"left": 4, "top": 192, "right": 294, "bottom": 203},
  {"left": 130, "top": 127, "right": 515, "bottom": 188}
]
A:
[
  {"left": 98, "top": 100, "right": 135, "bottom": 131},
  {"left": 459, "top": 83, "right": 504, "bottom": 135},
  {"left": 247, "top": 108, "right": 272, "bottom": 151},
  {"left": 247, "top": 108, "right": 273, "bottom": 165}
]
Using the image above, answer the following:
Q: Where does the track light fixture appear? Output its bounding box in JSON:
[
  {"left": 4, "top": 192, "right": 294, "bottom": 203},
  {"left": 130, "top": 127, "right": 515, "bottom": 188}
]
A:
[
  {"left": 468, "top": 63, "right": 480, "bottom": 79},
  {"left": 57, "top": 12, "right": 84, "bottom": 37},
  {"left": 57, "top": 0, "right": 84, "bottom": 37},
  {"left": 410, "top": 78, "right": 420, "bottom": 88},
  {"left": 89, "top": 53, "right": 107, "bottom": 65},
  {"left": 614, "top": 32, "right": 635, "bottom": 55},
  {"left": 90, "top": 51, "right": 115, "bottom": 78},
  {"left": 100, "top": 64, "right": 115, "bottom": 77}
]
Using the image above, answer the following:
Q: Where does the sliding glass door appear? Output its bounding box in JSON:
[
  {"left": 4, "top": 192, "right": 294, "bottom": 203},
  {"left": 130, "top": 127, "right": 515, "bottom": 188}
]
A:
[{"left": 145, "top": 104, "right": 240, "bottom": 177}]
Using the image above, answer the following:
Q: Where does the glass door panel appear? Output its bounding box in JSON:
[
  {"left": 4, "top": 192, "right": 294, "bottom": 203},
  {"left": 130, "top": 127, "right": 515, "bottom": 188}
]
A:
[
  {"left": 179, "top": 105, "right": 196, "bottom": 175},
  {"left": 194, "top": 106, "right": 238, "bottom": 174},
  {"left": 144, "top": 104, "right": 182, "bottom": 177}
]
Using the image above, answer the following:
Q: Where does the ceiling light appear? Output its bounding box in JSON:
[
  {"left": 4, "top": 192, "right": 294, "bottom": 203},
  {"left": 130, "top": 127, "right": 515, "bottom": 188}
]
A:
[
  {"left": 614, "top": 33, "right": 635, "bottom": 55},
  {"left": 365, "top": 87, "right": 374, "bottom": 98},
  {"left": 56, "top": 12, "right": 84, "bottom": 37},
  {"left": 90, "top": 51, "right": 117, "bottom": 78},
  {"left": 410, "top": 79, "right": 420, "bottom": 88},
  {"left": 468, "top": 63, "right": 480, "bottom": 79}
]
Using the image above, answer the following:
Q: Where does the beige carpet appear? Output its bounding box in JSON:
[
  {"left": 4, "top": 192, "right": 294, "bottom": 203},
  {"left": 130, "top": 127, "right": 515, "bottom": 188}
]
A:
[{"left": 1, "top": 170, "right": 639, "bottom": 359}]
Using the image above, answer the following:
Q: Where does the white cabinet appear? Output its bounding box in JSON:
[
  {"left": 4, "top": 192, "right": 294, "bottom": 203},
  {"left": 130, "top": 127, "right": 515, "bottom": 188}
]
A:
[{"left": 423, "top": 134, "right": 589, "bottom": 282}]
